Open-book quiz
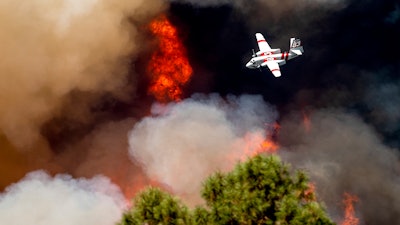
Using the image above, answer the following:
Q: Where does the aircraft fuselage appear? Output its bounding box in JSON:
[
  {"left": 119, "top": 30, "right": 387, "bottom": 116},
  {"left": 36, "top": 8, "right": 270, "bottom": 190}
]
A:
[{"left": 245, "top": 33, "right": 304, "bottom": 77}]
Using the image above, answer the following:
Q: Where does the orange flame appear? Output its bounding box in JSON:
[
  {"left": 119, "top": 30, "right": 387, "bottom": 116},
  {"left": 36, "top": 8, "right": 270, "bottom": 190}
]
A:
[
  {"left": 341, "top": 192, "right": 360, "bottom": 225},
  {"left": 303, "top": 182, "right": 316, "bottom": 201},
  {"left": 240, "top": 131, "right": 279, "bottom": 161},
  {"left": 147, "top": 15, "right": 193, "bottom": 102}
]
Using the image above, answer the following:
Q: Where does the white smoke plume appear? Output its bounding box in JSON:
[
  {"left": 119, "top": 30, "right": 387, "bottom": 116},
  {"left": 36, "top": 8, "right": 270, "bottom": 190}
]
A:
[
  {"left": 279, "top": 109, "right": 400, "bottom": 224},
  {"left": 0, "top": 0, "right": 165, "bottom": 150},
  {"left": 128, "top": 94, "right": 278, "bottom": 204},
  {"left": 0, "top": 170, "right": 125, "bottom": 225}
]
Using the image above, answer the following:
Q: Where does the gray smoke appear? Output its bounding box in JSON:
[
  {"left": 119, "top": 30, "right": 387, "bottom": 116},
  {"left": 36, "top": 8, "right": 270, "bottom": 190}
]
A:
[
  {"left": 361, "top": 70, "right": 400, "bottom": 143},
  {"left": 128, "top": 94, "right": 277, "bottom": 204},
  {"left": 0, "top": 170, "right": 125, "bottom": 225},
  {"left": 279, "top": 109, "right": 400, "bottom": 224},
  {"left": 365, "top": 81, "right": 400, "bottom": 133}
]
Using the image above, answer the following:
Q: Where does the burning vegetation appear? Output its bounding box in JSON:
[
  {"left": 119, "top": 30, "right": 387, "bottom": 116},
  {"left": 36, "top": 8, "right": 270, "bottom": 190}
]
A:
[
  {"left": 147, "top": 15, "right": 193, "bottom": 102},
  {"left": 341, "top": 193, "right": 360, "bottom": 225}
]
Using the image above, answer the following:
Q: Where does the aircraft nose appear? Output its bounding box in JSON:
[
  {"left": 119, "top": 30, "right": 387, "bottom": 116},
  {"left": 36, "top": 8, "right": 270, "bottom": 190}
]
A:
[{"left": 246, "top": 62, "right": 252, "bottom": 68}]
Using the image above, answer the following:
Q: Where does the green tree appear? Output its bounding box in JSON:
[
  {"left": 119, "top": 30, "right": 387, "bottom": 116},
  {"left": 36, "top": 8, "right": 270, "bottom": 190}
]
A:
[
  {"left": 119, "top": 155, "right": 335, "bottom": 225},
  {"left": 119, "top": 187, "right": 189, "bottom": 225},
  {"left": 198, "top": 155, "right": 334, "bottom": 224}
]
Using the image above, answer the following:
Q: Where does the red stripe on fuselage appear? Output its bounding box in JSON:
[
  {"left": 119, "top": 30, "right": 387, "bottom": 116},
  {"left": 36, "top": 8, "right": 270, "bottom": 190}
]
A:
[
  {"left": 281, "top": 53, "right": 284, "bottom": 59},
  {"left": 285, "top": 52, "right": 289, "bottom": 60},
  {"left": 257, "top": 40, "right": 267, "bottom": 43},
  {"left": 271, "top": 69, "right": 280, "bottom": 72},
  {"left": 262, "top": 52, "right": 266, "bottom": 62}
]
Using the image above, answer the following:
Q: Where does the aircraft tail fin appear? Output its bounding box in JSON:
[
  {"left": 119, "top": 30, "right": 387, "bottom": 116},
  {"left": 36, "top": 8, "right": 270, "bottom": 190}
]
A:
[{"left": 289, "top": 38, "right": 304, "bottom": 55}]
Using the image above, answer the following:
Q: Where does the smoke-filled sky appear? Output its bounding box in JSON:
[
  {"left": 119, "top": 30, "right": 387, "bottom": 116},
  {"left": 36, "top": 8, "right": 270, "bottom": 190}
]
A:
[{"left": 0, "top": 0, "right": 399, "bottom": 224}]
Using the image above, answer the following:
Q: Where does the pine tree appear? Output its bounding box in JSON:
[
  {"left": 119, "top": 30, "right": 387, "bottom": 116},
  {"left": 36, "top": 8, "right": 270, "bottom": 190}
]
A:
[
  {"left": 119, "top": 155, "right": 335, "bottom": 225},
  {"left": 198, "top": 155, "right": 334, "bottom": 224},
  {"left": 119, "top": 187, "right": 189, "bottom": 225}
]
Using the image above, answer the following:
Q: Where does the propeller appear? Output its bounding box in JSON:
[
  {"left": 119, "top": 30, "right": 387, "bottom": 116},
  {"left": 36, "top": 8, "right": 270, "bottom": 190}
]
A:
[{"left": 252, "top": 49, "right": 256, "bottom": 57}]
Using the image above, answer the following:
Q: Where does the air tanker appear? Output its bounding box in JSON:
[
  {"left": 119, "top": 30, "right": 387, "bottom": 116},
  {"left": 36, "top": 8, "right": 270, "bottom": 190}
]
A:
[{"left": 246, "top": 33, "right": 304, "bottom": 77}]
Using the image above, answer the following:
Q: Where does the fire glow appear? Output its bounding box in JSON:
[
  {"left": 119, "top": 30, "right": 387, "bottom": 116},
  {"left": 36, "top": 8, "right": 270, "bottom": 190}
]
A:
[
  {"left": 240, "top": 131, "right": 279, "bottom": 161},
  {"left": 147, "top": 15, "right": 193, "bottom": 102},
  {"left": 304, "top": 182, "right": 316, "bottom": 201},
  {"left": 302, "top": 110, "right": 311, "bottom": 132},
  {"left": 341, "top": 192, "right": 359, "bottom": 225}
]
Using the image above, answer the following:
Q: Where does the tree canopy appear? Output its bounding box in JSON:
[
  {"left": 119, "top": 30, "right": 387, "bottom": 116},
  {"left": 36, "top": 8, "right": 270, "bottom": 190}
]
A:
[
  {"left": 119, "top": 155, "right": 335, "bottom": 225},
  {"left": 119, "top": 187, "right": 189, "bottom": 225}
]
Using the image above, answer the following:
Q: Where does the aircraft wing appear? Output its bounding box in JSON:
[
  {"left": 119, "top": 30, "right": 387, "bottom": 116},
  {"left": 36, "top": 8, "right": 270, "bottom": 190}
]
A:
[
  {"left": 256, "top": 33, "right": 272, "bottom": 52},
  {"left": 263, "top": 61, "right": 281, "bottom": 77}
]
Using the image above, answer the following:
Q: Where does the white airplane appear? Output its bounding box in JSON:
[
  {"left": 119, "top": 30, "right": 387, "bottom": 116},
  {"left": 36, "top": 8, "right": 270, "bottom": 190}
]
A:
[{"left": 246, "top": 33, "right": 304, "bottom": 77}]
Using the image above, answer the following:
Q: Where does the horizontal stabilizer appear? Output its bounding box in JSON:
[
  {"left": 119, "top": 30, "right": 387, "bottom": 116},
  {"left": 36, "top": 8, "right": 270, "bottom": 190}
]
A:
[{"left": 290, "top": 47, "right": 303, "bottom": 55}]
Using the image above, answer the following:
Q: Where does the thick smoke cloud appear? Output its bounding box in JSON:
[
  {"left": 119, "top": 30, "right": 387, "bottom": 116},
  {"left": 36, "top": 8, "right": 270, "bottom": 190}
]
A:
[
  {"left": 128, "top": 94, "right": 277, "bottom": 204},
  {"left": 0, "top": 0, "right": 167, "bottom": 194},
  {"left": 0, "top": 0, "right": 167, "bottom": 221},
  {"left": 53, "top": 119, "right": 154, "bottom": 200},
  {"left": 279, "top": 110, "right": 400, "bottom": 224},
  {"left": 0, "top": 0, "right": 165, "bottom": 150},
  {"left": 0, "top": 170, "right": 125, "bottom": 225}
]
